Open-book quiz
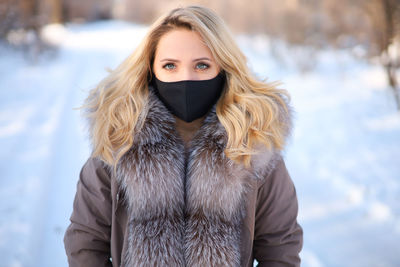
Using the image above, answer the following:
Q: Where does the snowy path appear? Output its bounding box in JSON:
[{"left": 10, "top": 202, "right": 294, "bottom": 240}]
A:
[{"left": 0, "top": 21, "right": 399, "bottom": 267}]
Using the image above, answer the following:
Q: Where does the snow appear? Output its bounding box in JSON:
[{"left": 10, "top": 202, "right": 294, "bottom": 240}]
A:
[{"left": 1, "top": 20, "right": 399, "bottom": 267}]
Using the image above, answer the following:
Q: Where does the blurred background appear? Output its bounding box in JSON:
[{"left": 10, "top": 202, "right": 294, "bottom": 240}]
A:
[{"left": 0, "top": 0, "right": 399, "bottom": 266}]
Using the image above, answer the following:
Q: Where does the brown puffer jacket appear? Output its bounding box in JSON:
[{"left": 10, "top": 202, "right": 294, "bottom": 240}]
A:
[{"left": 64, "top": 89, "right": 303, "bottom": 267}]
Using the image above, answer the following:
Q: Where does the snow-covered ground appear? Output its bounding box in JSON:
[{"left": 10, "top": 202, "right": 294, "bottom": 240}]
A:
[{"left": 0, "top": 20, "right": 399, "bottom": 267}]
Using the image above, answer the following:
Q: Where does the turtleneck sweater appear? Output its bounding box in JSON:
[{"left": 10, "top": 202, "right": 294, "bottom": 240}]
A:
[{"left": 174, "top": 115, "right": 206, "bottom": 155}]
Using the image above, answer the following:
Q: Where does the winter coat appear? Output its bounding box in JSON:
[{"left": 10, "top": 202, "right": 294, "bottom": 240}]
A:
[{"left": 63, "top": 87, "right": 303, "bottom": 267}]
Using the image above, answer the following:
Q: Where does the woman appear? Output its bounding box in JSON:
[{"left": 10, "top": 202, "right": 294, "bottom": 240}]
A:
[{"left": 64, "top": 5, "right": 303, "bottom": 267}]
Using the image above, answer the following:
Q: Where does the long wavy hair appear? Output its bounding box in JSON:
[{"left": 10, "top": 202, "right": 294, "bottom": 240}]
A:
[{"left": 84, "top": 5, "right": 291, "bottom": 168}]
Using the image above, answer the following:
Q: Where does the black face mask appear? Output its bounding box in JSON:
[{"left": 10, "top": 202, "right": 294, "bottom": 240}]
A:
[{"left": 150, "top": 72, "right": 225, "bottom": 122}]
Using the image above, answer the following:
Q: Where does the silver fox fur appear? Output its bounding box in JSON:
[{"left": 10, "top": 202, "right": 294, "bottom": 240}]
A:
[{"left": 111, "top": 87, "right": 292, "bottom": 266}]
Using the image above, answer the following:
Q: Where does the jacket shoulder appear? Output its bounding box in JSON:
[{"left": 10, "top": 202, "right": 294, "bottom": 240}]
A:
[{"left": 81, "top": 157, "right": 112, "bottom": 184}]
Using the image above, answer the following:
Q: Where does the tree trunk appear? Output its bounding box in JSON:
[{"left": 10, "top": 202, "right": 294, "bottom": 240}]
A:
[
  {"left": 386, "top": 63, "right": 400, "bottom": 110},
  {"left": 381, "top": 0, "right": 400, "bottom": 110},
  {"left": 50, "top": 0, "right": 63, "bottom": 23}
]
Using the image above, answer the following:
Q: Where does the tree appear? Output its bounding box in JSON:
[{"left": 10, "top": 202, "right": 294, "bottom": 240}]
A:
[{"left": 365, "top": 0, "right": 400, "bottom": 109}]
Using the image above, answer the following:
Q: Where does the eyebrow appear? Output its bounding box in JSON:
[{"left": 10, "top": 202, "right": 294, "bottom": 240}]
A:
[{"left": 160, "top": 57, "right": 212, "bottom": 62}]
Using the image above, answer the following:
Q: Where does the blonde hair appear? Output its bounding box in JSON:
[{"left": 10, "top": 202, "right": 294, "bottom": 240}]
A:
[{"left": 84, "top": 5, "right": 291, "bottom": 168}]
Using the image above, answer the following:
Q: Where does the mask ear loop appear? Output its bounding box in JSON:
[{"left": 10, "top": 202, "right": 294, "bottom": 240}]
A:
[
  {"left": 147, "top": 72, "right": 154, "bottom": 86},
  {"left": 148, "top": 58, "right": 155, "bottom": 85},
  {"left": 219, "top": 69, "right": 226, "bottom": 79},
  {"left": 219, "top": 70, "right": 227, "bottom": 86}
]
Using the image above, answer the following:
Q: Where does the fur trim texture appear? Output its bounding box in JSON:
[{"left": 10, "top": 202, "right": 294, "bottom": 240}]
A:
[{"left": 114, "top": 87, "right": 290, "bottom": 266}]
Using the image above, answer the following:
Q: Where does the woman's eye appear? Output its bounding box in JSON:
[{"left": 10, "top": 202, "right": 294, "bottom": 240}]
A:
[
  {"left": 163, "top": 63, "right": 175, "bottom": 70},
  {"left": 196, "top": 63, "right": 209, "bottom": 70}
]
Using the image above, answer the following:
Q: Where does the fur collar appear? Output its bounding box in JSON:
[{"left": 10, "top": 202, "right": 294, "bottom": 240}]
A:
[{"left": 114, "top": 87, "right": 289, "bottom": 266}]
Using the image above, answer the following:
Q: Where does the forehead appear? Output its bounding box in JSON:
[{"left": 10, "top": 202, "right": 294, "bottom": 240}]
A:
[{"left": 155, "top": 29, "right": 213, "bottom": 58}]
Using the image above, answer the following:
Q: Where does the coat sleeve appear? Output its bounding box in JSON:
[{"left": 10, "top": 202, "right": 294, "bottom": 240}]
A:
[
  {"left": 64, "top": 157, "right": 113, "bottom": 267},
  {"left": 253, "top": 156, "right": 303, "bottom": 267}
]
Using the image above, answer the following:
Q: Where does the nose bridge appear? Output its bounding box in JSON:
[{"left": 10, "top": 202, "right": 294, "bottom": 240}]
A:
[{"left": 181, "top": 63, "right": 196, "bottom": 81}]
